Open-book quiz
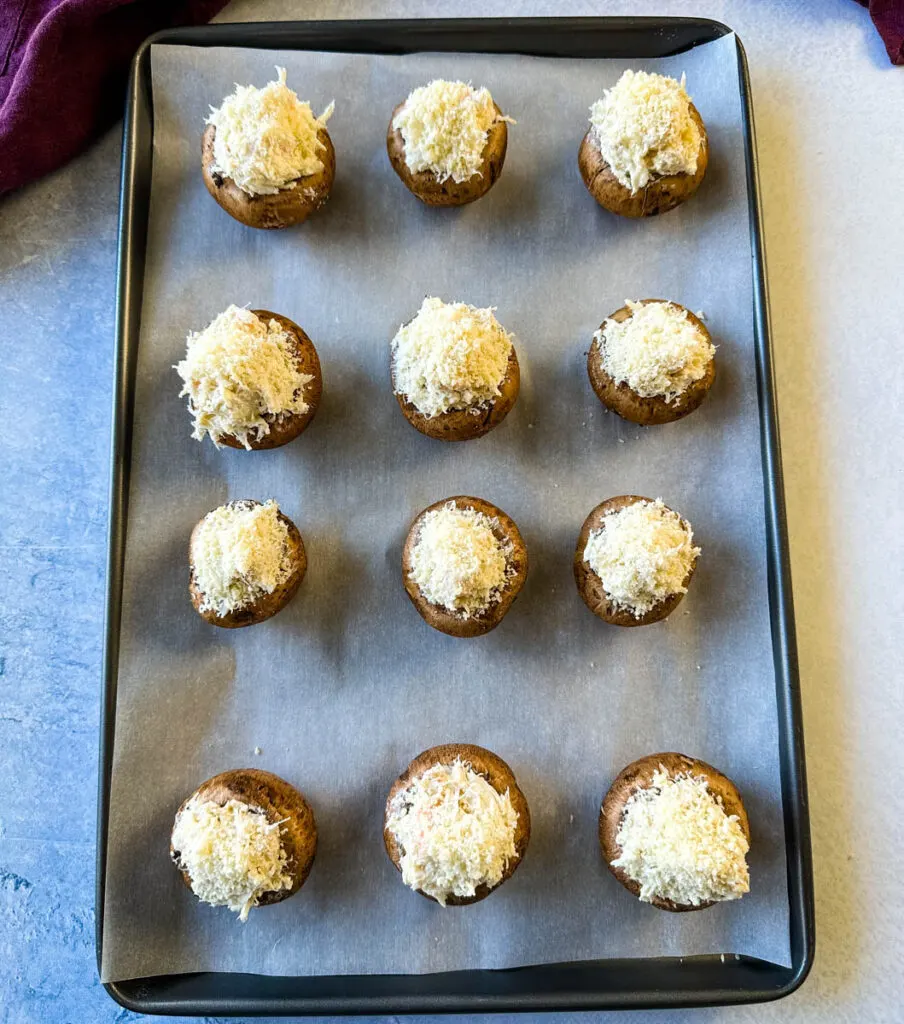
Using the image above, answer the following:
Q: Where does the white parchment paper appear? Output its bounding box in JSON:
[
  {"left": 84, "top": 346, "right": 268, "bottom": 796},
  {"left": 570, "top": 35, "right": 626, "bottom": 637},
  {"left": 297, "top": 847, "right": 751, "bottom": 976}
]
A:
[{"left": 101, "top": 34, "right": 792, "bottom": 982}]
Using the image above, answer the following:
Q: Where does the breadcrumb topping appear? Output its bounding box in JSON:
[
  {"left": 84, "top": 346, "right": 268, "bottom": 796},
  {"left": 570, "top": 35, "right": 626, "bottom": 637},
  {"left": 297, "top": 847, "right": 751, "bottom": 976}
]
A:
[
  {"left": 392, "top": 297, "right": 513, "bottom": 418},
  {"left": 207, "top": 67, "right": 333, "bottom": 196},
  {"left": 409, "top": 502, "right": 512, "bottom": 617},
  {"left": 172, "top": 797, "right": 292, "bottom": 921},
  {"left": 386, "top": 759, "right": 518, "bottom": 905},
  {"left": 584, "top": 499, "right": 699, "bottom": 617},
  {"left": 611, "top": 768, "right": 749, "bottom": 906},
  {"left": 393, "top": 79, "right": 505, "bottom": 183},
  {"left": 590, "top": 70, "right": 700, "bottom": 193}
]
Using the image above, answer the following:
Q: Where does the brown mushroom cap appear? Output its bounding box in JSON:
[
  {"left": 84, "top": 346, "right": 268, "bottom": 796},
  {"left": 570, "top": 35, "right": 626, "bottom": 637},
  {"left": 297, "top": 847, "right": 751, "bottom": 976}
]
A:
[
  {"left": 588, "top": 300, "right": 715, "bottom": 426},
  {"left": 215, "top": 310, "right": 322, "bottom": 450},
  {"left": 189, "top": 500, "right": 306, "bottom": 628},
  {"left": 402, "top": 495, "right": 528, "bottom": 638},
  {"left": 578, "top": 103, "right": 708, "bottom": 218},
  {"left": 202, "top": 123, "right": 335, "bottom": 229},
  {"left": 599, "top": 752, "right": 750, "bottom": 912},
  {"left": 386, "top": 100, "right": 508, "bottom": 207},
  {"left": 573, "top": 495, "right": 696, "bottom": 626},
  {"left": 392, "top": 345, "right": 520, "bottom": 442},
  {"left": 383, "top": 743, "right": 531, "bottom": 905},
  {"left": 171, "top": 767, "right": 317, "bottom": 910}
]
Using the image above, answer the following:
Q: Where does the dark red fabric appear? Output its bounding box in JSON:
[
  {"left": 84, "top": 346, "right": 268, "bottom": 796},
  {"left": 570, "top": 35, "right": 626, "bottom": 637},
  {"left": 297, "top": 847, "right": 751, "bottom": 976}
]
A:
[
  {"left": 0, "top": 0, "right": 226, "bottom": 195},
  {"left": 855, "top": 0, "right": 904, "bottom": 64}
]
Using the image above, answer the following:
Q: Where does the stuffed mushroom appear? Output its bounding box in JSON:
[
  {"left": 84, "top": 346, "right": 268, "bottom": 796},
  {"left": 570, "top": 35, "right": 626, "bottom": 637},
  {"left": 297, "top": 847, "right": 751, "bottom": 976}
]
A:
[
  {"left": 203, "top": 67, "right": 335, "bottom": 229},
  {"left": 588, "top": 299, "right": 715, "bottom": 425},
  {"left": 176, "top": 305, "right": 322, "bottom": 450},
  {"left": 574, "top": 496, "right": 700, "bottom": 626},
  {"left": 600, "top": 752, "right": 750, "bottom": 911},
  {"left": 579, "top": 70, "right": 708, "bottom": 218},
  {"left": 189, "top": 499, "right": 306, "bottom": 628},
  {"left": 384, "top": 744, "right": 530, "bottom": 905},
  {"left": 403, "top": 496, "right": 528, "bottom": 638},
  {"left": 171, "top": 768, "right": 317, "bottom": 920},
  {"left": 390, "top": 297, "right": 520, "bottom": 441},
  {"left": 387, "top": 79, "right": 511, "bottom": 206}
]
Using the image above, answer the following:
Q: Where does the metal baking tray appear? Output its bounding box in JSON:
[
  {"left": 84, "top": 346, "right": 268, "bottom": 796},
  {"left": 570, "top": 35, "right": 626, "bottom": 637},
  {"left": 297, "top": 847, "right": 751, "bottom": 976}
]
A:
[{"left": 98, "top": 17, "right": 814, "bottom": 1015}]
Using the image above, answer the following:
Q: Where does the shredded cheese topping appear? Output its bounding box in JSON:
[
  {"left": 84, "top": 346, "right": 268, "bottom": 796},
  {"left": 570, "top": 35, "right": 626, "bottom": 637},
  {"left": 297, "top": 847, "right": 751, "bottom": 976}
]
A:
[
  {"left": 171, "top": 797, "right": 292, "bottom": 921},
  {"left": 595, "top": 301, "right": 714, "bottom": 402},
  {"left": 176, "top": 306, "right": 313, "bottom": 449},
  {"left": 192, "top": 499, "right": 294, "bottom": 616},
  {"left": 207, "top": 67, "right": 334, "bottom": 196},
  {"left": 393, "top": 79, "right": 503, "bottom": 183},
  {"left": 392, "top": 297, "right": 513, "bottom": 418},
  {"left": 611, "top": 768, "right": 749, "bottom": 906},
  {"left": 409, "top": 502, "right": 511, "bottom": 617},
  {"left": 386, "top": 759, "right": 519, "bottom": 905},
  {"left": 589, "top": 70, "right": 700, "bottom": 193},
  {"left": 584, "top": 499, "right": 699, "bottom": 617}
]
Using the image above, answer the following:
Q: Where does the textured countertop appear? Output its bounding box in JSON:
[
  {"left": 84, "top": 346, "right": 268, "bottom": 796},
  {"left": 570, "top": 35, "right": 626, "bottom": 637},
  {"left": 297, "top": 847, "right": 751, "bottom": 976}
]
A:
[{"left": 1, "top": 1, "right": 901, "bottom": 1022}]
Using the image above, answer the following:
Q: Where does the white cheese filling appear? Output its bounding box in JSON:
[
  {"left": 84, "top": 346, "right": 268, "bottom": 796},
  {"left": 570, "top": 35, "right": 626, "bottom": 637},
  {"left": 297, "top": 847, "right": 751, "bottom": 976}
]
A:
[
  {"left": 583, "top": 499, "right": 699, "bottom": 617},
  {"left": 172, "top": 797, "right": 292, "bottom": 921},
  {"left": 409, "top": 502, "right": 511, "bottom": 617},
  {"left": 207, "top": 66, "right": 334, "bottom": 196},
  {"left": 176, "top": 305, "right": 313, "bottom": 449},
  {"left": 393, "top": 79, "right": 503, "bottom": 183},
  {"left": 192, "top": 499, "right": 294, "bottom": 616},
  {"left": 595, "top": 300, "right": 714, "bottom": 402},
  {"left": 589, "top": 69, "right": 700, "bottom": 193},
  {"left": 386, "top": 759, "right": 519, "bottom": 905},
  {"left": 611, "top": 768, "right": 749, "bottom": 906},
  {"left": 391, "top": 297, "right": 513, "bottom": 418}
]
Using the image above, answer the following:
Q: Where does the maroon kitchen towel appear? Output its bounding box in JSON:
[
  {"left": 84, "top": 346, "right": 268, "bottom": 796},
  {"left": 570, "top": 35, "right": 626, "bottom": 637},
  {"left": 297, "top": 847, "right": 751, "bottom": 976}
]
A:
[
  {"left": 856, "top": 0, "right": 904, "bottom": 63},
  {"left": 0, "top": 0, "right": 227, "bottom": 195}
]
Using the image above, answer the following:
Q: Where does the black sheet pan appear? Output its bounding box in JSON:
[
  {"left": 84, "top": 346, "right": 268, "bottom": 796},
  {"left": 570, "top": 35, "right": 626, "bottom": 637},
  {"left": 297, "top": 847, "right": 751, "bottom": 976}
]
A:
[{"left": 98, "top": 17, "right": 814, "bottom": 1015}]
